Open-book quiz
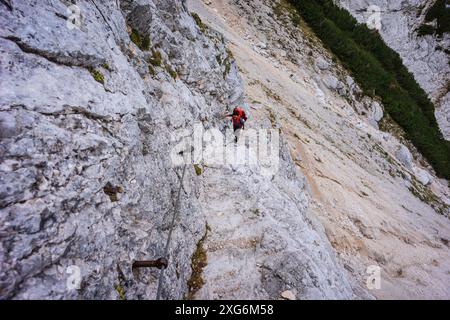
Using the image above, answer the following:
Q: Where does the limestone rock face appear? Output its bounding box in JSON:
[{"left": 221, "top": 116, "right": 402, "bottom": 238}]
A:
[
  {"left": 316, "top": 57, "right": 330, "bottom": 71},
  {"left": 414, "top": 167, "right": 432, "bottom": 186},
  {"left": 336, "top": 0, "right": 450, "bottom": 140},
  {"left": 0, "top": 0, "right": 355, "bottom": 300},
  {"left": 395, "top": 145, "right": 414, "bottom": 170},
  {"left": 323, "top": 75, "right": 344, "bottom": 92},
  {"left": 0, "top": 0, "right": 242, "bottom": 299},
  {"left": 370, "top": 102, "right": 383, "bottom": 123}
]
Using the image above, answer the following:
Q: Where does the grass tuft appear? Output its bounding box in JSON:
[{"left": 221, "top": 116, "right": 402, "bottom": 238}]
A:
[
  {"left": 194, "top": 164, "right": 202, "bottom": 176},
  {"left": 88, "top": 67, "right": 105, "bottom": 84},
  {"left": 148, "top": 50, "right": 163, "bottom": 67},
  {"left": 191, "top": 12, "right": 207, "bottom": 33},
  {"left": 130, "top": 28, "right": 151, "bottom": 51},
  {"left": 186, "top": 224, "right": 209, "bottom": 299}
]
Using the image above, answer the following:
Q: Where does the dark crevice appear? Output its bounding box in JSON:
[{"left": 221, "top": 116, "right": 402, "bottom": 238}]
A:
[
  {"left": 90, "top": 0, "right": 117, "bottom": 39},
  {"left": 54, "top": 12, "right": 68, "bottom": 20},
  {"left": 0, "top": 0, "right": 12, "bottom": 11},
  {"left": 38, "top": 106, "right": 113, "bottom": 122},
  {"left": 2, "top": 35, "right": 106, "bottom": 69}
]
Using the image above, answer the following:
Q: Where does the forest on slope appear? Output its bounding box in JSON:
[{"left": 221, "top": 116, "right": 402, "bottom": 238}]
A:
[{"left": 289, "top": 0, "right": 450, "bottom": 180}]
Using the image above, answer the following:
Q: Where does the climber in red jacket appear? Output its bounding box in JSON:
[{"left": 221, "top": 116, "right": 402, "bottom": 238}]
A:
[{"left": 225, "top": 106, "right": 247, "bottom": 142}]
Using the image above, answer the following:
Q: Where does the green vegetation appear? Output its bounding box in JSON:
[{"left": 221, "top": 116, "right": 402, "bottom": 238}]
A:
[
  {"left": 262, "top": 84, "right": 282, "bottom": 103},
  {"left": 129, "top": 27, "right": 176, "bottom": 79},
  {"left": 186, "top": 224, "right": 209, "bottom": 299},
  {"left": 274, "top": 0, "right": 302, "bottom": 25},
  {"left": 216, "top": 54, "right": 222, "bottom": 65},
  {"left": 130, "top": 28, "right": 151, "bottom": 51},
  {"left": 166, "top": 65, "right": 178, "bottom": 80},
  {"left": 114, "top": 285, "right": 126, "bottom": 300},
  {"left": 417, "top": 24, "right": 435, "bottom": 36},
  {"left": 193, "top": 164, "right": 202, "bottom": 176},
  {"left": 418, "top": 0, "right": 450, "bottom": 37},
  {"left": 101, "top": 63, "right": 111, "bottom": 71},
  {"left": 191, "top": 12, "right": 207, "bottom": 33},
  {"left": 130, "top": 28, "right": 141, "bottom": 46},
  {"left": 141, "top": 36, "right": 151, "bottom": 51},
  {"left": 408, "top": 176, "right": 450, "bottom": 215},
  {"left": 148, "top": 49, "right": 163, "bottom": 67},
  {"left": 88, "top": 67, "right": 105, "bottom": 84},
  {"left": 223, "top": 48, "right": 234, "bottom": 78},
  {"left": 147, "top": 49, "right": 177, "bottom": 79},
  {"left": 216, "top": 48, "right": 235, "bottom": 78},
  {"left": 288, "top": 0, "right": 450, "bottom": 179},
  {"left": 148, "top": 65, "right": 156, "bottom": 76}
]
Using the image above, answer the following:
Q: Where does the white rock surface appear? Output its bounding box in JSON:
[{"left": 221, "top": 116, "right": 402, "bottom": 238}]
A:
[
  {"left": 371, "top": 102, "right": 384, "bottom": 122},
  {"left": 322, "top": 75, "right": 344, "bottom": 93},
  {"left": 395, "top": 145, "right": 414, "bottom": 170},
  {"left": 316, "top": 57, "right": 330, "bottom": 71},
  {"left": 414, "top": 167, "right": 432, "bottom": 186}
]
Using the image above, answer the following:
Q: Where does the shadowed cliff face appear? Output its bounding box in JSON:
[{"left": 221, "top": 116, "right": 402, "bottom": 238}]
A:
[
  {"left": 0, "top": 0, "right": 242, "bottom": 299},
  {"left": 0, "top": 0, "right": 357, "bottom": 299},
  {"left": 336, "top": 0, "right": 450, "bottom": 140}
]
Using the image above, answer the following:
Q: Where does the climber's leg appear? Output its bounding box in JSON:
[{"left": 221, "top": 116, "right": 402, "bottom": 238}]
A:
[{"left": 234, "top": 127, "right": 242, "bottom": 142}]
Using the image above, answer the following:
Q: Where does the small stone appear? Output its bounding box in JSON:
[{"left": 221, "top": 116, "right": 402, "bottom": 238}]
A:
[
  {"left": 281, "top": 290, "right": 296, "bottom": 300},
  {"left": 414, "top": 168, "right": 432, "bottom": 186},
  {"left": 323, "top": 75, "right": 343, "bottom": 91},
  {"left": 371, "top": 101, "right": 383, "bottom": 122},
  {"left": 256, "top": 42, "right": 267, "bottom": 49},
  {"left": 346, "top": 76, "right": 354, "bottom": 88},
  {"left": 316, "top": 57, "right": 330, "bottom": 70},
  {"left": 395, "top": 145, "right": 413, "bottom": 170}
]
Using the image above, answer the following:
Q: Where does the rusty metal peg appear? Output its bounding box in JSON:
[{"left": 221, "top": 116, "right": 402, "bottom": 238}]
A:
[{"left": 132, "top": 257, "right": 168, "bottom": 270}]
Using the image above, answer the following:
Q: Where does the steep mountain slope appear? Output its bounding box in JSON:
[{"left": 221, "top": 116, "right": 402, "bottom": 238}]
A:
[
  {"left": 0, "top": 0, "right": 359, "bottom": 299},
  {"left": 1, "top": 0, "right": 449, "bottom": 300},
  {"left": 188, "top": 0, "right": 450, "bottom": 299},
  {"left": 336, "top": 0, "right": 450, "bottom": 140}
]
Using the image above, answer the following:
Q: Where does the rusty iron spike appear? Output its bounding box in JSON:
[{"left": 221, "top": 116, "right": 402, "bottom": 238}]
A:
[{"left": 132, "top": 258, "right": 168, "bottom": 270}]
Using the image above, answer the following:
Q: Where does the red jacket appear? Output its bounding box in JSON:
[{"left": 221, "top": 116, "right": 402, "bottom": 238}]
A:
[{"left": 230, "top": 107, "right": 247, "bottom": 127}]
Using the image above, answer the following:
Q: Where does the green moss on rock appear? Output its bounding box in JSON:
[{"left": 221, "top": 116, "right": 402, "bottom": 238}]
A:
[
  {"left": 167, "top": 65, "right": 178, "bottom": 80},
  {"left": 148, "top": 64, "right": 156, "bottom": 76},
  {"left": 194, "top": 164, "right": 202, "bottom": 176},
  {"left": 114, "top": 285, "right": 126, "bottom": 300},
  {"left": 130, "top": 28, "right": 141, "bottom": 47},
  {"left": 191, "top": 12, "right": 207, "bottom": 33},
  {"left": 88, "top": 67, "right": 105, "bottom": 84},
  {"left": 148, "top": 50, "right": 163, "bottom": 67},
  {"left": 141, "top": 36, "right": 151, "bottom": 51},
  {"left": 417, "top": 24, "right": 435, "bottom": 37},
  {"left": 186, "top": 224, "right": 209, "bottom": 299},
  {"left": 130, "top": 28, "right": 151, "bottom": 51},
  {"left": 223, "top": 48, "right": 234, "bottom": 78}
]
